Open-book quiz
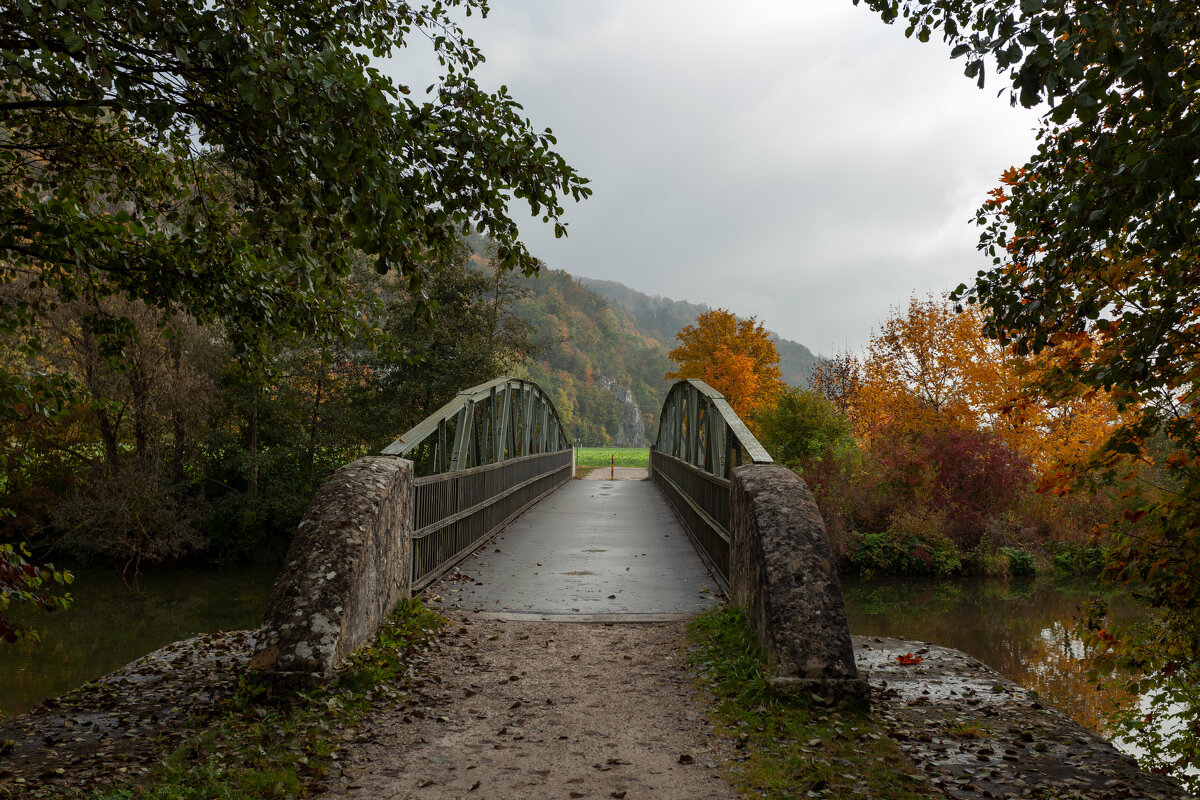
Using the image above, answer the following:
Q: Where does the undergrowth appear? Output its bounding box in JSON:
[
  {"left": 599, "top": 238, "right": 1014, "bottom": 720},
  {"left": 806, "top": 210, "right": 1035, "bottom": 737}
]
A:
[
  {"left": 687, "top": 604, "right": 940, "bottom": 800},
  {"left": 87, "top": 598, "right": 444, "bottom": 800}
]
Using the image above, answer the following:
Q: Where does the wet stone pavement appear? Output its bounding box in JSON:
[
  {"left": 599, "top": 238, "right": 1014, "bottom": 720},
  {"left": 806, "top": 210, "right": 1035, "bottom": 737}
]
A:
[{"left": 857, "top": 636, "right": 1190, "bottom": 800}]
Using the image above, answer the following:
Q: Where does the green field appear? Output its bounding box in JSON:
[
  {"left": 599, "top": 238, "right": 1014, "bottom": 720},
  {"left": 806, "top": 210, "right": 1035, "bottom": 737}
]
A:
[{"left": 574, "top": 447, "right": 650, "bottom": 468}]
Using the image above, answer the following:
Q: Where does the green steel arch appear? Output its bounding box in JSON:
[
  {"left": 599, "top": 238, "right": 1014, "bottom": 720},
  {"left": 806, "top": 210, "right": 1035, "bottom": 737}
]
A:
[
  {"left": 651, "top": 379, "right": 773, "bottom": 589},
  {"left": 653, "top": 379, "right": 772, "bottom": 479},
  {"left": 383, "top": 376, "right": 571, "bottom": 477},
  {"left": 383, "top": 376, "right": 573, "bottom": 589}
]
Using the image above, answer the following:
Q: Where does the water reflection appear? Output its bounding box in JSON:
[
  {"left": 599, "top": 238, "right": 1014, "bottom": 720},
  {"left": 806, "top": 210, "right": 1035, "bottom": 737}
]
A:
[
  {"left": 841, "top": 576, "right": 1142, "bottom": 738},
  {"left": 0, "top": 564, "right": 278, "bottom": 718}
]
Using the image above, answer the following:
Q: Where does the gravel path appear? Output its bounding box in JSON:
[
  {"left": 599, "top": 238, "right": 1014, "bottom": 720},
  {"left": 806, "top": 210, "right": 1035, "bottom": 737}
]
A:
[{"left": 325, "top": 612, "right": 736, "bottom": 800}]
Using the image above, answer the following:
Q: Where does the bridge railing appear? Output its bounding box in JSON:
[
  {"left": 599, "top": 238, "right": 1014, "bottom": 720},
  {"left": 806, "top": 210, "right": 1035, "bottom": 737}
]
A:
[
  {"left": 650, "top": 379, "right": 772, "bottom": 590},
  {"left": 384, "top": 377, "right": 574, "bottom": 590},
  {"left": 253, "top": 375, "right": 574, "bottom": 685},
  {"left": 411, "top": 449, "right": 572, "bottom": 590}
]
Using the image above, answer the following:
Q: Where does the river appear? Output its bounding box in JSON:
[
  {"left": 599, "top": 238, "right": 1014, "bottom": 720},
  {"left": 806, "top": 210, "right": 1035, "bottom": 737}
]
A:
[
  {"left": 841, "top": 575, "right": 1143, "bottom": 738},
  {"left": 0, "top": 564, "right": 279, "bottom": 718},
  {"left": 2, "top": 568, "right": 1138, "bottom": 736}
]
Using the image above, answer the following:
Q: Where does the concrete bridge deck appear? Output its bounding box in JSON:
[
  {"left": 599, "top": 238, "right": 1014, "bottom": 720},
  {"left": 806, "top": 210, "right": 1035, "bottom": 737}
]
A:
[{"left": 427, "top": 477, "right": 723, "bottom": 620}]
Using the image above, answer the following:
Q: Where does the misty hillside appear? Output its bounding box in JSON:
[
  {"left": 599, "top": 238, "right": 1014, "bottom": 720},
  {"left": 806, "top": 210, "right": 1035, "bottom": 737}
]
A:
[
  {"left": 577, "top": 276, "right": 819, "bottom": 387},
  {"left": 463, "top": 235, "right": 820, "bottom": 445}
]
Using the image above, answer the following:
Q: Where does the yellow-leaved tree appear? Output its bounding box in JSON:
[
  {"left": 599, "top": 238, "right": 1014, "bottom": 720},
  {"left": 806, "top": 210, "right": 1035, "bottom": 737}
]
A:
[
  {"left": 666, "top": 309, "right": 784, "bottom": 426},
  {"left": 852, "top": 294, "right": 1123, "bottom": 474}
]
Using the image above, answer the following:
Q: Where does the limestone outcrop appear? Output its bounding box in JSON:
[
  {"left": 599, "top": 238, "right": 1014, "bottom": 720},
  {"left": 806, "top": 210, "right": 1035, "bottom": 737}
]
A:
[{"left": 595, "top": 375, "right": 649, "bottom": 447}]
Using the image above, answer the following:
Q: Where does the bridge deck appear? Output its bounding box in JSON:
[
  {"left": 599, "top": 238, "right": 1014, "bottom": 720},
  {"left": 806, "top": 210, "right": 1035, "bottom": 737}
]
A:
[{"left": 426, "top": 478, "right": 722, "bottom": 619}]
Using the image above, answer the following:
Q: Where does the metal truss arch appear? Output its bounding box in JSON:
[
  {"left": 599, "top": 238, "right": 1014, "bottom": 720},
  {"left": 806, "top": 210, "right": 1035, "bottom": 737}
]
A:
[
  {"left": 653, "top": 379, "right": 772, "bottom": 479},
  {"left": 383, "top": 376, "right": 571, "bottom": 477}
]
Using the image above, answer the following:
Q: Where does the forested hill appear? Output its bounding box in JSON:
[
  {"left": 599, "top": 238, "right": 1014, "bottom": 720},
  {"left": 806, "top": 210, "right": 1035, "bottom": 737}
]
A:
[
  {"left": 463, "top": 235, "right": 820, "bottom": 446},
  {"left": 505, "top": 264, "right": 671, "bottom": 447},
  {"left": 577, "top": 277, "right": 819, "bottom": 387}
]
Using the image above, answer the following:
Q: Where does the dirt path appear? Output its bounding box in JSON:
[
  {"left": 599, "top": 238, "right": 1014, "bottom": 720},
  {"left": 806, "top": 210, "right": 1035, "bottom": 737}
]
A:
[{"left": 324, "top": 613, "right": 736, "bottom": 800}]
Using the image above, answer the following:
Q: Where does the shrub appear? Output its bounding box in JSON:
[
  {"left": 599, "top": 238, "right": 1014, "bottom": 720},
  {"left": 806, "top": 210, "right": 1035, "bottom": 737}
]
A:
[
  {"left": 51, "top": 465, "right": 205, "bottom": 569},
  {"left": 999, "top": 546, "right": 1036, "bottom": 577},
  {"left": 847, "top": 509, "right": 961, "bottom": 577}
]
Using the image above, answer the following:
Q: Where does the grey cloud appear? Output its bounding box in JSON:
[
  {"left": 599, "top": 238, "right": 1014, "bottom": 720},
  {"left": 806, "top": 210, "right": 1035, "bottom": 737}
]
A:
[{"left": 381, "top": 1, "right": 1041, "bottom": 353}]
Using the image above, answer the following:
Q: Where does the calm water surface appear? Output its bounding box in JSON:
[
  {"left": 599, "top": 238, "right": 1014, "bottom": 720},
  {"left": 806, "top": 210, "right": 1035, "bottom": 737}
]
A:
[
  {"left": 0, "top": 564, "right": 279, "bottom": 718},
  {"left": 841, "top": 575, "right": 1145, "bottom": 737},
  {"left": 1, "top": 568, "right": 1142, "bottom": 736}
]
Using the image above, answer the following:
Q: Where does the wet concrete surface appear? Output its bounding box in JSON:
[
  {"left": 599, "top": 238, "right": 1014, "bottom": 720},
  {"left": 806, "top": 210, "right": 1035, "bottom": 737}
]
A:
[{"left": 426, "top": 479, "right": 723, "bottom": 618}]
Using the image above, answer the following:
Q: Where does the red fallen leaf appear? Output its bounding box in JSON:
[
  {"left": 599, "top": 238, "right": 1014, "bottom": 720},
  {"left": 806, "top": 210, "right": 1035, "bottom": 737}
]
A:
[{"left": 896, "top": 653, "right": 923, "bottom": 665}]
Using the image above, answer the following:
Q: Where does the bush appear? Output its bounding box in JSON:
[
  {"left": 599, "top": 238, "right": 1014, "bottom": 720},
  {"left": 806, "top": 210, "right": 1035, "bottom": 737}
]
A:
[
  {"left": 848, "top": 509, "right": 961, "bottom": 577},
  {"left": 51, "top": 465, "right": 205, "bottom": 568},
  {"left": 1052, "top": 543, "right": 1105, "bottom": 577},
  {"left": 999, "top": 546, "right": 1036, "bottom": 577}
]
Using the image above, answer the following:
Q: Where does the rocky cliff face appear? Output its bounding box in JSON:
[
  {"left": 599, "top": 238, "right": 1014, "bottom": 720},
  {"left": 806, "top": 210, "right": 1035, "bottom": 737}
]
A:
[{"left": 595, "top": 376, "right": 649, "bottom": 447}]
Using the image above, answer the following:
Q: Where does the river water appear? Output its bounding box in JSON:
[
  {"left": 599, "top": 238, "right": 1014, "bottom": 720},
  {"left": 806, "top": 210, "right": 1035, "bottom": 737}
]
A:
[
  {"left": 0, "top": 564, "right": 279, "bottom": 718},
  {"left": 841, "top": 575, "right": 1143, "bottom": 738},
  {"left": 2, "top": 567, "right": 1138, "bottom": 737}
]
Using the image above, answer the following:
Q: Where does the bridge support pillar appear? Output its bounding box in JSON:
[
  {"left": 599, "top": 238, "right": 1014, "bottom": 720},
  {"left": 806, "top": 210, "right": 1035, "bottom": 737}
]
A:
[
  {"left": 730, "top": 463, "right": 869, "bottom": 704},
  {"left": 250, "top": 456, "right": 413, "bottom": 687}
]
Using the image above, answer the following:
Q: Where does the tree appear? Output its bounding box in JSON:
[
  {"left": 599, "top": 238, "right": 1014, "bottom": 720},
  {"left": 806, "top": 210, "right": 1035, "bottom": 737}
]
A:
[
  {"left": 666, "top": 310, "right": 784, "bottom": 424},
  {"left": 1, "top": 0, "right": 588, "bottom": 640},
  {"left": 757, "top": 386, "right": 853, "bottom": 470},
  {"left": 856, "top": 0, "right": 1200, "bottom": 785},
  {"left": 2, "top": 2, "right": 589, "bottom": 346},
  {"left": 362, "top": 254, "right": 540, "bottom": 445},
  {"left": 855, "top": 295, "right": 1005, "bottom": 436},
  {"left": 855, "top": 295, "right": 1122, "bottom": 473},
  {"left": 810, "top": 352, "right": 862, "bottom": 415}
]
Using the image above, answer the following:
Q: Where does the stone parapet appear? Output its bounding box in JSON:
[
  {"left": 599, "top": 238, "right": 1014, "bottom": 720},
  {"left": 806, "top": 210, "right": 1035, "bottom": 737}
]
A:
[
  {"left": 730, "top": 463, "right": 868, "bottom": 704},
  {"left": 250, "top": 456, "right": 413, "bottom": 687}
]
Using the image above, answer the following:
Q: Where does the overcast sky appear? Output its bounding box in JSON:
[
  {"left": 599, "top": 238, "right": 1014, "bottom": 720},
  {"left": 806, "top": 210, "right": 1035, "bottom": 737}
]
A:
[{"left": 384, "top": 1, "right": 1042, "bottom": 355}]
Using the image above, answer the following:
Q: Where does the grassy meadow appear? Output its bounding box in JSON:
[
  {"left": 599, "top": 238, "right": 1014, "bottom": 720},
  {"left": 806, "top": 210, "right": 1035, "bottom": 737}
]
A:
[{"left": 574, "top": 447, "right": 650, "bottom": 469}]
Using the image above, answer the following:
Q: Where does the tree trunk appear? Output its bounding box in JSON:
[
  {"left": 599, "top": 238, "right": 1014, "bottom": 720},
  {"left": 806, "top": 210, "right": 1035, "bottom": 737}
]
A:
[
  {"left": 304, "top": 353, "right": 326, "bottom": 493},
  {"left": 247, "top": 387, "right": 259, "bottom": 504},
  {"left": 168, "top": 333, "right": 186, "bottom": 487},
  {"left": 79, "top": 325, "right": 121, "bottom": 472}
]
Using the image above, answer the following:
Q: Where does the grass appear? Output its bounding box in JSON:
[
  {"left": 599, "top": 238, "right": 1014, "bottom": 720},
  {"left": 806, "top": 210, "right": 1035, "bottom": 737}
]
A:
[
  {"left": 687, "top": 604, "right": 941, "bottom": 800},
  {"left": 82, "top": 598, "right": 444, "bottom": 800},
  {"left": 574, "top": 447, "right": 649, "bottom": 469}
]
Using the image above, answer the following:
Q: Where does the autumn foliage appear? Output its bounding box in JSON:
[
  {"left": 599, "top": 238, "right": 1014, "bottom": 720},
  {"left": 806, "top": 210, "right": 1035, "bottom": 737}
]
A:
[
  {"left": 665, "top": 310, "right": 784, "bottom": 426},
  {"left": 783, "top": 294, "right": 1127, "bottom": 575}
]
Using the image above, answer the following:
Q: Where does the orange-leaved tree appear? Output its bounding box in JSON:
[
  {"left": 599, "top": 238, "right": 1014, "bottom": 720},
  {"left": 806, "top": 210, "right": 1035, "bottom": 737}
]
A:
[
  {"left": 854, "top": 295, "right": 1007, "bottom": 440},
  {"left": 853, "top": 294, "right": 1123, "bottom": 474},
  {"left": 665, "top": 309, "right": 784, "bottom": 425}
]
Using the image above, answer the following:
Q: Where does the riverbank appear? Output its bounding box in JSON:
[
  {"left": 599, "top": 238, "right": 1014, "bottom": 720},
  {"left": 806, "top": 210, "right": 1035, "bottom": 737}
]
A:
[
  {"left": 2, "top": 602, "right": 1189, "bottom": 799},
  {"left": 0, "top": 563, "right": 280, "bottom": 719}
]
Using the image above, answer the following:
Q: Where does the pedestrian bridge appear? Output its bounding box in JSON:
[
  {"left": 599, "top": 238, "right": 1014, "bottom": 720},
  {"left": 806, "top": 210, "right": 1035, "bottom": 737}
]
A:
[
  {"left": 251, "top": 376, "right": 864, "bottom": 702},
  {"left": 372, "top": 376, "right": 769, "bottom": 616}
]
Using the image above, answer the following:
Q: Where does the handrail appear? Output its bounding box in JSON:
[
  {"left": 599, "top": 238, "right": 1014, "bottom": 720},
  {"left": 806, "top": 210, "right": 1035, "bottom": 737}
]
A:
[
  {"left": 382, "top": 376, "right": 573, "bottom": 589},
  {"left": 651, "top": 379, "right": 774, "bottom": 590},
  {"left": 653, "top": 379, "right": 772, "bottom": 480},
  {"left": 383, "top": 376, "right": 572, "bottom": 477}
]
